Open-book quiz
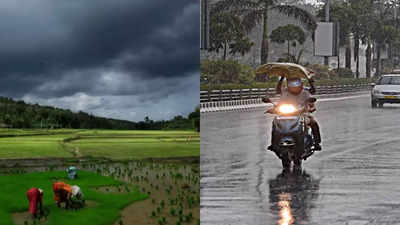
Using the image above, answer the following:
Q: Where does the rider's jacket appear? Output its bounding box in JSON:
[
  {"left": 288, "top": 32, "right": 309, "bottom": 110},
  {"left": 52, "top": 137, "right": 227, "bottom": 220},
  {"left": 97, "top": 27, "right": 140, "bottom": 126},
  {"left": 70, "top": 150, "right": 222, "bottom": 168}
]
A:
[{"left": 279, "top": 87, "right": 311, "bottom": 107}]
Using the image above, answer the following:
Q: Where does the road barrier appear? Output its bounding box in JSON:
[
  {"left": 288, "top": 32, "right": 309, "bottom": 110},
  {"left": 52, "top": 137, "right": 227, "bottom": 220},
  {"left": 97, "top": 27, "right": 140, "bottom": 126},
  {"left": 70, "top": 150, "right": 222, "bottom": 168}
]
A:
[{"left": 200, "top": 83, "right": 371, "bottom": 113}]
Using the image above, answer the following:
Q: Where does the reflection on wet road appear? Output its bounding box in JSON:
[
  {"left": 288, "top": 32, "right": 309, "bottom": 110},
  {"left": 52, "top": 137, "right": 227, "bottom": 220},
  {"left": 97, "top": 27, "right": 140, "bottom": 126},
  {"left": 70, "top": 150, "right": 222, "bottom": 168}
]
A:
[
  {"left": 201, "top": 95, "right": 400, "bottom": 225},
  {"left": 269, "top": 170, "right": 319, "bottom": 225}
]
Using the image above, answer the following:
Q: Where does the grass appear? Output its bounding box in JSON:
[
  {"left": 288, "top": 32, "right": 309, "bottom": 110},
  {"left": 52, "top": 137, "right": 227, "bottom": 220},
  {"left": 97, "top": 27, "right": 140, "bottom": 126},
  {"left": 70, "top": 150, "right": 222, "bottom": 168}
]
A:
[
  {"left": 0, "top": 135, "right": 74, "bottom": 159},
  {"left": 68, "top": 141, "right": 199, "bottom": 160},
  {"left": 0, "top": 129, "right": 80, "bottom": 137},
  {"left": 0, "top": 170, "right": 147, "bottom": 225},
  {"left": 0, "top": 129, "right": 199, "bottom": 159}
]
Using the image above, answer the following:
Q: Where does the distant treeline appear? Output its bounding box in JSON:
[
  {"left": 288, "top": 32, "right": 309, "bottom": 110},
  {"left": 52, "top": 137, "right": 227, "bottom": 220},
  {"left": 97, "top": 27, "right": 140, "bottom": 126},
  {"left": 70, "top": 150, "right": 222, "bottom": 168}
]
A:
[{"left": 0, "top": 97, "right": 200, "bottom": 131}]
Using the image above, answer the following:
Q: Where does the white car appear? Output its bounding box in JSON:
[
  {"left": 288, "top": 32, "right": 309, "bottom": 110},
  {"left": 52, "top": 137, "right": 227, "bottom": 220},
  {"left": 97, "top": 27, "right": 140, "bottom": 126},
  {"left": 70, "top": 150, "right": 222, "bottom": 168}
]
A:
[{"left": 371, "top": 74, "right": 400, "bottom": 108}]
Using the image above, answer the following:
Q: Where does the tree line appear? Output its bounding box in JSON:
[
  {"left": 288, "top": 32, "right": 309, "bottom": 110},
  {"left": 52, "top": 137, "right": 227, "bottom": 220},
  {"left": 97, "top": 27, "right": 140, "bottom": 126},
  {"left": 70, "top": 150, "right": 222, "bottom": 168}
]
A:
[
  {"left": 317, "top": 0, "right": 400, "bottom": 77},
  {"left": 0, "top": 96, "right": 200, "bottom": 131},
  {"left": 207, "top": 0, "right": 400, "bottom": 77}
]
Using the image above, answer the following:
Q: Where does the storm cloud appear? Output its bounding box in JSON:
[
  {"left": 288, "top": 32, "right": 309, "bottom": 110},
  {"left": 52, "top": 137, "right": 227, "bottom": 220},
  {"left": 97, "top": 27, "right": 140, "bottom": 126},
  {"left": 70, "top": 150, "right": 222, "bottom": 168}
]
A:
[{"left": 0, "top": 0, "right": 199, "bottom": 121}]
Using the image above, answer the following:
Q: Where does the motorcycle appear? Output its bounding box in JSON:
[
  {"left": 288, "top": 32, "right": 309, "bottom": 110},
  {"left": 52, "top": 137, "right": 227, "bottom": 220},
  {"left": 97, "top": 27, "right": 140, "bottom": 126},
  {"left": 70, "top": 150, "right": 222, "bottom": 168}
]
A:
[{"left": 264, "top": 97, "right": 317, "bottom": 170}]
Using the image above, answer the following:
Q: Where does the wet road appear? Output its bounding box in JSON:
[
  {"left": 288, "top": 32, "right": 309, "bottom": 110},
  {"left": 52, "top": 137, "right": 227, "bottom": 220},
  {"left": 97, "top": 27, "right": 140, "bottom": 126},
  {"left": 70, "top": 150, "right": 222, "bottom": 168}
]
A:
[{"left": 200, "top": 94, "right": 400, "bottom": 225}]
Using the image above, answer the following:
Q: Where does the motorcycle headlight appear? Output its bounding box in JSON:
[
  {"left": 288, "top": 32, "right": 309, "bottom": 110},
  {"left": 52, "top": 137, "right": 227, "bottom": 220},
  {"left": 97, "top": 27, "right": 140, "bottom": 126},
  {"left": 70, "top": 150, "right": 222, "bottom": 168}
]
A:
[{"left": 278, "top": 104, "right": 297, "bottom": 114}]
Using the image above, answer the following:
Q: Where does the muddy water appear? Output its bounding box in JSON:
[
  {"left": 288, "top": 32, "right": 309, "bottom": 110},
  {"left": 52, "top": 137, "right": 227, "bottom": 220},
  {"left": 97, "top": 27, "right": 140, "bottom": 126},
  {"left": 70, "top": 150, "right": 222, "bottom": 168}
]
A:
[
  {"left": 13, "top": 211, "right": 48, "bottom": 225},
  {"left": 84, "top": 162, "right": 200, "bottom": 225},
  {"left": 12, "top": 201, "right": 98, "bottom": 225},
  {"left": 2, "top": 160, "right": 200, "bottom": 225}
]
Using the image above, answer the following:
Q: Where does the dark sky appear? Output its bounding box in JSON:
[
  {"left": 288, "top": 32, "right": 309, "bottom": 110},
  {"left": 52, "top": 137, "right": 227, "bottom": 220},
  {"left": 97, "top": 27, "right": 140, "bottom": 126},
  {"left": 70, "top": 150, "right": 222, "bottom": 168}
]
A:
[{"left": 0, "top": 0, "right": 199, "bottom": 121}]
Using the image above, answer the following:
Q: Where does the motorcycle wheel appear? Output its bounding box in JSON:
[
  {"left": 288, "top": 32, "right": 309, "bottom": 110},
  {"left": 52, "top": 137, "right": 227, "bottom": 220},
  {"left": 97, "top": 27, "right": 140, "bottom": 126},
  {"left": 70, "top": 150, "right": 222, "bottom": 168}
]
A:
[
  {"left": 294, "top": 134, "right": 304, "bottom": 170},
  {"left": 281, "top": 154, "right": 290, "bottom": 170},
  {"left": 293, "top": 158, "right": 302, "bottom": 170}
]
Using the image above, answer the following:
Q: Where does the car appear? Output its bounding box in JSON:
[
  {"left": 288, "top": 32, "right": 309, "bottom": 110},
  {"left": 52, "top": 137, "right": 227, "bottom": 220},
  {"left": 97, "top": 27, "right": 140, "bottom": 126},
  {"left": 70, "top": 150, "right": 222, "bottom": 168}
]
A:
[{"left": 371, "top": 74, "right": 400, "bottom": 108}]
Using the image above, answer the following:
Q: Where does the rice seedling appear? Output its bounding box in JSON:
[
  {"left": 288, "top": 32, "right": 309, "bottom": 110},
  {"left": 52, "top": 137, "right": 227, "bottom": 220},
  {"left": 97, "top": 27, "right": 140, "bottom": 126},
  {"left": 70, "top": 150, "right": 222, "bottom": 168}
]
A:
[{"left": 1, "top": 170, "right": 146, "bottom": 225}]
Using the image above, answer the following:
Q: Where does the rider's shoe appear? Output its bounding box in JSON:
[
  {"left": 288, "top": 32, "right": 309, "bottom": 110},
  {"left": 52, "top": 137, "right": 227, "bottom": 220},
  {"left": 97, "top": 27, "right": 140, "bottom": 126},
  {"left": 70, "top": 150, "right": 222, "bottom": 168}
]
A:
[
  {"left": 267, "top": 145, "right": 274, "bottom": 151},
  {"left": 313, "top": 143, "right": 322, "bottom": 151}
]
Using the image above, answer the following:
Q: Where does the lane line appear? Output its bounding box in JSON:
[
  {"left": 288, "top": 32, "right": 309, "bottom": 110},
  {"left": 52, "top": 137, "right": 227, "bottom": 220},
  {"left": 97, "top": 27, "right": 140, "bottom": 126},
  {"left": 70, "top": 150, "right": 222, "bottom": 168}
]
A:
[
  {"left": 316, "top": 137, "right": 400, "bottom": 161},
  {"left": 317, "top": 94, "right": 369, "bottom": 102}
]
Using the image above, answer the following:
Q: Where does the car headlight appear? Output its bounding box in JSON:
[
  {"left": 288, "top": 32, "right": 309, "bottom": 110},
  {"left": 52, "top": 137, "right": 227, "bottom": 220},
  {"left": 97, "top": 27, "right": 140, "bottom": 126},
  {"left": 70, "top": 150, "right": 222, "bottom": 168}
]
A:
[{"left": 278, "top": 104, "right": 297, "bottom": 114}]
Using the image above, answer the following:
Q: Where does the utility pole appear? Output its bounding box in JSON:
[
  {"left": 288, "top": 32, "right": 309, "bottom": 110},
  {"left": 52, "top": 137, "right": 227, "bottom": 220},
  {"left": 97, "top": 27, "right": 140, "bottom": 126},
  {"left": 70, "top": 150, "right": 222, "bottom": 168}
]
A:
[
  {"left": 200, "top": 0, "right": 209, "bottom": 50},
  {"left": 394, "top": 5, "right": 398, "bottom": 66},
  {"left": 324, "top": 0, "right": 330, "bottom": 66}
]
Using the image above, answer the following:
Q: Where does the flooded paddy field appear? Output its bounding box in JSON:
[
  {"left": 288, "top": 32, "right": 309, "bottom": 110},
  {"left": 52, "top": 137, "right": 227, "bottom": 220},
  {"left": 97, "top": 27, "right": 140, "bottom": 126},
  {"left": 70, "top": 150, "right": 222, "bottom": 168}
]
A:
[
  {"left": 89, "top": 161, "right": 200, "bottom": 225},
  {"left": 0, "top": 159, "right": 199, "bottom": 225},
  {"left": 0, "top": 129, "right": 200, "bottom": 224}
]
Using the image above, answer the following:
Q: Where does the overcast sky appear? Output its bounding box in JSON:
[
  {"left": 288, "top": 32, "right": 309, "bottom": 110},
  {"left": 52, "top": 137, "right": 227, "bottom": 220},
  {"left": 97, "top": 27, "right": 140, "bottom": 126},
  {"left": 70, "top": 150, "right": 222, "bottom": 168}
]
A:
[{"left": 0, "top": 0, "right": 199, "bottom": 122}]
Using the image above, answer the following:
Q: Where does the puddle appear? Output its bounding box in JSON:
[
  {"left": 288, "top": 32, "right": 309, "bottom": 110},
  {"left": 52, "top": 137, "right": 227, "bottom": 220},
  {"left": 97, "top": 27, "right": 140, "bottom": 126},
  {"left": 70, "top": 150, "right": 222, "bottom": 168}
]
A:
[
  {"left": 12, "top": 200, "right": 98, "bottom": 225},
  {"left": 12, "top": 201, "right": 98, "bottom": 225},
  {"left": 12, "top": 211, "right": 48, "bottom": 225}
]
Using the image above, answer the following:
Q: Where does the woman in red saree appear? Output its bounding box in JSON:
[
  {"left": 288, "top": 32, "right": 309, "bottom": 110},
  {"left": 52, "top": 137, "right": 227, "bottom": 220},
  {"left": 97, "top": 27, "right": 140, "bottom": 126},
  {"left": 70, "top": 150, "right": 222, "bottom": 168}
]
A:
[{"left": 26, "top": 188, "right": 43, "bottom": 218}]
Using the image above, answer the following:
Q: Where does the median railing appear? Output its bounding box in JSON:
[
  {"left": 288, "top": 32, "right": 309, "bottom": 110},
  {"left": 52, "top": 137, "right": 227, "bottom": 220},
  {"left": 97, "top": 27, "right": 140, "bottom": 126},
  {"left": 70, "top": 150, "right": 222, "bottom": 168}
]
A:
[{"left": 200, "top": 83, "right": 371, "bottom": 113}]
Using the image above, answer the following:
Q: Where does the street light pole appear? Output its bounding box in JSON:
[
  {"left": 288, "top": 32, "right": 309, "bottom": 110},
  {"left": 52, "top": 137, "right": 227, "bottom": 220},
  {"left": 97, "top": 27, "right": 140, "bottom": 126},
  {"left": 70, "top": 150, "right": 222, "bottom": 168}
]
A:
[{"left": 324, "top": 0, "right": 330, "bottom": 66}]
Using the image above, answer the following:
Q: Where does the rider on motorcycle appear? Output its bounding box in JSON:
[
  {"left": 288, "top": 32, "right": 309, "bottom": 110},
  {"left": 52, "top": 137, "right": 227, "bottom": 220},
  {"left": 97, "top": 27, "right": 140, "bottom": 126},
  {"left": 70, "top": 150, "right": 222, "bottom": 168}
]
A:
[{"left": 268, "top": 77, "right": 322, "bottom": 151}]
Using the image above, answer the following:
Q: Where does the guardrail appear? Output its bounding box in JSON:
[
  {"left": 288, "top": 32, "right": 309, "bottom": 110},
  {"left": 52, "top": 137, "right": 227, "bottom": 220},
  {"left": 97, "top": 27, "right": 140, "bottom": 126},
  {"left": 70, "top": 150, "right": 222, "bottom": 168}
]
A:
[{"left": 200, "top": 83, "right": 371, "bottom": 113}]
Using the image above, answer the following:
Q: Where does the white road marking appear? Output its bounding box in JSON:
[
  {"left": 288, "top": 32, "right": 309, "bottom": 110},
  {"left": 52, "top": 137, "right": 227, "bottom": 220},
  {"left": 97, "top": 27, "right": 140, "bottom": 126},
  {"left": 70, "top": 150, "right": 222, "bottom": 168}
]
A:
[{"left": 317, "top": 94, "right": 369, "bottom": 102}]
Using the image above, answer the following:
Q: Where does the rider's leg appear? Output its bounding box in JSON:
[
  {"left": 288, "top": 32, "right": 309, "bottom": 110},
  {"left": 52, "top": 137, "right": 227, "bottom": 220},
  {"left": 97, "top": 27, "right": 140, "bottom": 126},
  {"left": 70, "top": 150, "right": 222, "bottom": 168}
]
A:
[
  {"left": 268, "top": 124, "right": 278, "bottom": 151},
  {"left": 309, "top": 116, "right": 322, "bottom": 150},
  {"left": 268, "top": 129, "right": 275, "bottom": 150}
]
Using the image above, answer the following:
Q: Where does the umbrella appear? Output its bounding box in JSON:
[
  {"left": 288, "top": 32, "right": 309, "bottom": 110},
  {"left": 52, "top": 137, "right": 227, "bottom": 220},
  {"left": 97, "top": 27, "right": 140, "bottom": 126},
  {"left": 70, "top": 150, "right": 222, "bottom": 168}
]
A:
[{"left": 255, "top": 63, "right": 314, "bottom": 80}]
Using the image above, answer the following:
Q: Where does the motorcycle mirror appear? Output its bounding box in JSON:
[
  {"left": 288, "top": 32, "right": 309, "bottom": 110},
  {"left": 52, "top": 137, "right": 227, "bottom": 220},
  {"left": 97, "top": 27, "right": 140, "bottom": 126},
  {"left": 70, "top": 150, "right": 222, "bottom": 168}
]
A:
[
  {"left": 308, "top": 97, "right": 317, "bottom": 103},
  {"left": 262, "top": 97, "right": 272, "bottom": 103},
  {"left": 370, "top": 82, "right": 375, "bottom": 87}
]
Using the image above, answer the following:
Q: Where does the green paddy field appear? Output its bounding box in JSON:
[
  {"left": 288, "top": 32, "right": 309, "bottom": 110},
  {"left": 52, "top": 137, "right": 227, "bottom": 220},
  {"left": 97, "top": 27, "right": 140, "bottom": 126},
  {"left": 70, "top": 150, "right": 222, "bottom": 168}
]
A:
[
  {"left": 0, "top": 129, "right": 200, "bottom": 159},
  {"left": 0, "top": 170, "right": 147, "bottom": 225},
  {"left": 0, "top": 129, "right": 200, "bottom": 225}
]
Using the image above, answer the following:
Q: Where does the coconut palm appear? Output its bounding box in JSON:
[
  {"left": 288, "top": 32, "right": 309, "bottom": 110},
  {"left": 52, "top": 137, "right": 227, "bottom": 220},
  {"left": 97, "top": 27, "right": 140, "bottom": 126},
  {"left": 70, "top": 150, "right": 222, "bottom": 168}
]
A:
[
  {"left": 358, "top": 0, "right": 377, "bottom": 78},
  {"left": 208, "top": 12, "right": 253, "bottom": 60},
  {"left": 368, "top": 1, "right": 400, "bottom": 76},
  {"left": 212, "top": 0, "right": 317, "bottom": 64},
  {"left": 349, "top": 0, "right": 366, "bottom": 78}
]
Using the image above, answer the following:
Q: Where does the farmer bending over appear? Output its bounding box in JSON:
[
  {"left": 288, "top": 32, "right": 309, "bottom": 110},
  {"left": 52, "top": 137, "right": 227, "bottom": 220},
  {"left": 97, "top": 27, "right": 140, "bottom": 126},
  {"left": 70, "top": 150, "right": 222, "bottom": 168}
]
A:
[
  {"left": 71, "top": 185, "right": 85, "bottom": 208},
  {"left": 53, "top": 181, "right": 72, "bottom": 209},
  {"left": 27, "top": 187, "right": 43, "bottom": 218}
]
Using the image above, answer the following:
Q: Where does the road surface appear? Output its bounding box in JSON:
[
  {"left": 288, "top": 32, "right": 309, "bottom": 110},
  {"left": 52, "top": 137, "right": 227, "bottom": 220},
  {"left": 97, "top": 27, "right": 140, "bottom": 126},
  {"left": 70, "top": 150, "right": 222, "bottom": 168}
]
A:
[{"left": 200, "top": 94, "right": 400, "bottom": 225}]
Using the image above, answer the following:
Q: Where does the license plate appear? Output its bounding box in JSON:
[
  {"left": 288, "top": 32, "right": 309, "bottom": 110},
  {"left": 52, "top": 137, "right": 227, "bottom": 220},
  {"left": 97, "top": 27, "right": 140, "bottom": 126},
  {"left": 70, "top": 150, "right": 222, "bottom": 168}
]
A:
[{"left": 384, "top": 96, "right": 398, "bottom": 99}]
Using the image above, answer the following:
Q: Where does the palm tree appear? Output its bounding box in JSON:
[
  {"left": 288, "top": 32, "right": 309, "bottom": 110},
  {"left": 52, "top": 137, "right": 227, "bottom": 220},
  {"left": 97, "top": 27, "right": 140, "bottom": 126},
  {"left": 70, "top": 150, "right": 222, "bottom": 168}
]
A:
[
  {"left": 359, "top": 0, "right": 377, "bottom": 78},
  {"left": 349, "top": 0, "right": 372, "bottom": 78},
  {"left": 208, "top": 12, "right": 254, "bottom": 60},
  {"left": 369, "top": 1, "right": 400, "bottom": 77},
  {"left": 212, "top": 0, "right": 317, "bottom": 64}
]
